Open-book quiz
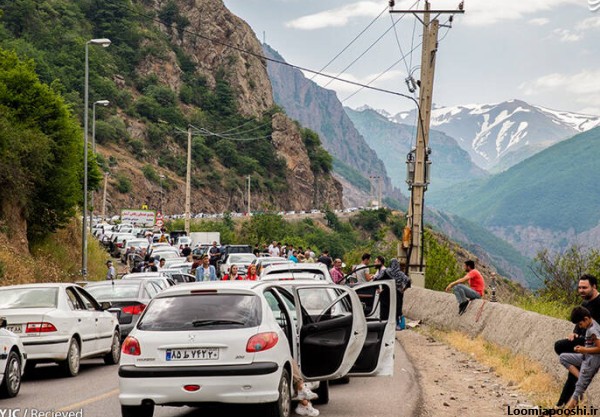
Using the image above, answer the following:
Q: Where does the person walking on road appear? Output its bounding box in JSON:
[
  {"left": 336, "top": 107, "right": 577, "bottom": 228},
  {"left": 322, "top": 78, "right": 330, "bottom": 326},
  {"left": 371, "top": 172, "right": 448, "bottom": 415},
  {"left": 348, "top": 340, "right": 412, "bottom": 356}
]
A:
[
  {"left": 376, "top": 258, "right": 411, "bottom": 330},
  {"left": 105, "top": 260, "right": 116, "bottom": 280},
  {"left": 445, "top": 260, "right": 485, "bottom": 315},
  {"left": 554, "top": 274, "right": 600, "bottom": 407},
  {"left": 208, "top": 241, "right": 221, "bottom": 268},
  {"left": 196, "top": 255, "right": 218, "bottom": 281}
]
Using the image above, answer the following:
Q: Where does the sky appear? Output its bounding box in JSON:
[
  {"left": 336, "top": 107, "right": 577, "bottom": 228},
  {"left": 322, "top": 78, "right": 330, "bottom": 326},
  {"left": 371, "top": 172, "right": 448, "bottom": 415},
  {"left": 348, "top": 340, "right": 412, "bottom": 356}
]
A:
[{"left": 223, "top": 0, "right": 600, "bottom": 116}]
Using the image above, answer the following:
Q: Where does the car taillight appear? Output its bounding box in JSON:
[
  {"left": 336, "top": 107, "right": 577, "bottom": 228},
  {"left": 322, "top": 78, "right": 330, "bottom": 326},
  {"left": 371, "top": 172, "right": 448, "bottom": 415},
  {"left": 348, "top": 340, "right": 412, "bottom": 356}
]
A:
[
  {"left": 246, "top": 332, "right": 278, "bottom": 353},
  {"left": 122, "top": 336, "right": 141, "bottom": 356},
  {"left": 121, "top": 304, "right": 146, "bottom": 315},
  {"left": 26, "top": 322, "right": 57, "bottom": 333}
]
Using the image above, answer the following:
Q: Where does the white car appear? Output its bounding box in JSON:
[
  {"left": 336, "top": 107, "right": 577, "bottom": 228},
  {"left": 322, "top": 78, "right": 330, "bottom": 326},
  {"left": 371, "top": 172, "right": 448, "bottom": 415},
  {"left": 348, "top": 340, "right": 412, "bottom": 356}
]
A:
[
  {"left": 0, "top": 284, "right": 121, "bottom": 377},
  {"left": 118, "top": 280, "right": 395, "bottom": 417},
  {"left": 261, "top": 263, "right": 333, "bottom": 282},
  {"left": 122, "top": 272, "right": 175, "bottom": 290},
  {"left": 0, "top": 319, "right": 26, "bottom": 398},
  {"left": 219, "top": 253, "right": 257, "bottom": 277}
]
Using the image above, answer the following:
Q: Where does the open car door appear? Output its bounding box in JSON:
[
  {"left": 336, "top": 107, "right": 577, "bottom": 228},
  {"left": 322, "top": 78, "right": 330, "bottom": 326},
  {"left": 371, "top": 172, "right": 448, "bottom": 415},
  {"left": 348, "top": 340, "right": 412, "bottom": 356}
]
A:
[
  {"left": 348, "top": 280, "right": 396, "bottom": 376},
  {"left": 293, "top": 285, "right": 367, "bottom": 382}
]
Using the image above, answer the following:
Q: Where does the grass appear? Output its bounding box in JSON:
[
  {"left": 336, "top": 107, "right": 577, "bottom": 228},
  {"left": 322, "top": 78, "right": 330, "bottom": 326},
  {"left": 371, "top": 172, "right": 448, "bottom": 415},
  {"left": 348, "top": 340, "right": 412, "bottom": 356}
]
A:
[
  {"left": 513, "top": 295, "right": 574, "bottom": 321},
  {"left": 0, "top": 217, "right": 113, "bottom": 287},
  {"left": 425, "top": 328, "right": 561, "bottom": 408}
]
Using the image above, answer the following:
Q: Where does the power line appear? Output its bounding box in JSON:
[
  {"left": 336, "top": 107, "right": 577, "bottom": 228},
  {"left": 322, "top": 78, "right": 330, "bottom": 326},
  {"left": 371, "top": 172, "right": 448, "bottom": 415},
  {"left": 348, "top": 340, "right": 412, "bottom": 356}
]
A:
[
  {"left": 103, "top": 0, "right": 417, "bottom": 105},
  {"left": 341, "top": 40, "right": 422, "bottom": 103},
  {"left": 321, "top": 10, "right": 411, "bottom": 89},
  {"left": 309, "top": 5, "right": 388, "bottom": 81},
  {"left": 389, "top": 13, "right": 411, "bottom": 77}
]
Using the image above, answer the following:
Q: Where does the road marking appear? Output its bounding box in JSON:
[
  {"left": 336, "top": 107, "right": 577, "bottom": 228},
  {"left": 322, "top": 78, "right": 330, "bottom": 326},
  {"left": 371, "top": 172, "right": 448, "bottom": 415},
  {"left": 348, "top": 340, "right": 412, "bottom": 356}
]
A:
[{"left": 56, "top": 388, "right": 119, "bottom": 412}]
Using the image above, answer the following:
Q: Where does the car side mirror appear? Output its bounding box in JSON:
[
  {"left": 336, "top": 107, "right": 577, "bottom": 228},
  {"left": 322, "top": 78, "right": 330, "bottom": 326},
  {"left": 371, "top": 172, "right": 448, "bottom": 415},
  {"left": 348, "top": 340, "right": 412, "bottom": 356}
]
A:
[
  {"left": 0, "top": 317, "right": 6, "bottom": 329},
  {"left": 100, "top": 301, "right": 112, "bottom": 311}
]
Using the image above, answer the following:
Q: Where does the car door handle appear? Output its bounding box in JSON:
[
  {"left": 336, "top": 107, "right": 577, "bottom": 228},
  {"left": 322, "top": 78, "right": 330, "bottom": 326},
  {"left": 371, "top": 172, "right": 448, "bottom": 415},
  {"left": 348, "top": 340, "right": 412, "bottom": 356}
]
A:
[
  {"left": 307, "top": 324, "right": 319, "bottom": 331},
  {"left": 354, "top": 331, "right": 359, "bottom": 336},
  {"left": 95, "top": 318, "right": 99, "bottom": 322},
  {"left": 78, "top": 319, "right": 82, "bottom": 322}
]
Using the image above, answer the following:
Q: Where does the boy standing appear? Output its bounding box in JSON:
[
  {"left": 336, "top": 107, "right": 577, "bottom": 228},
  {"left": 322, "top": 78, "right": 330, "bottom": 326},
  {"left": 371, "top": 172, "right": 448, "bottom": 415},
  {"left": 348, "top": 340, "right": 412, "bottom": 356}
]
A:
[{"left": 560, "top": 306, "right": 600, "bottom": 409}]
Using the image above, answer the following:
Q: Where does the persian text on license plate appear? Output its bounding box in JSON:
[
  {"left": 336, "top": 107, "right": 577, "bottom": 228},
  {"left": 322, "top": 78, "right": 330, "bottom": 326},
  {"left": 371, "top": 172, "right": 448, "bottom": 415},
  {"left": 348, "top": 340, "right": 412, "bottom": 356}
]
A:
[
  {"left": 6, "top": 325, "right": 22, "bottom": 334},
  {"left": 166, "top": 348, "right": 219, "bottom": 361}
]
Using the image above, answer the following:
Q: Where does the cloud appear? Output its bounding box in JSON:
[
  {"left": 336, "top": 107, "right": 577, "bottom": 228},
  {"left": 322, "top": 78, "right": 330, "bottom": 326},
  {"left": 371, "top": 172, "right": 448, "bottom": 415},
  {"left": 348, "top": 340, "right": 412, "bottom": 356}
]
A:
[
  {"left": 577, "top": 16, "right": 600, "bottom": 30},
  {"left": 520, "top": 70, "right": 600, "bottom": 113},
  {"left": 286, "top": 0, "right": 579, "bottom": 30},
  {"left": 553, "top": 28, "right": 582, "bottom": 42},
  {"left": 285, "top": 1, "right": 386, "bottom": 30},
  {"left": 529, "top": 18, "right": 550, "bottom": 26}
]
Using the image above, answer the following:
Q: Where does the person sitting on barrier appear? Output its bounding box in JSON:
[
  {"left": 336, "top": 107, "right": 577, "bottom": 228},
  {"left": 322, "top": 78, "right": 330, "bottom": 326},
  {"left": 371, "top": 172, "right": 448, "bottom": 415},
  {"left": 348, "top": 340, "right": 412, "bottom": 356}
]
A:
[
  {"left": 554, "top": 274, "right": 600, "bottom": 407},
  {"left": 445, "top": 260, "right": 485, "bottom": 315},
  {"left": 559, "top": 306, "right": 600, "bottom": 409}
]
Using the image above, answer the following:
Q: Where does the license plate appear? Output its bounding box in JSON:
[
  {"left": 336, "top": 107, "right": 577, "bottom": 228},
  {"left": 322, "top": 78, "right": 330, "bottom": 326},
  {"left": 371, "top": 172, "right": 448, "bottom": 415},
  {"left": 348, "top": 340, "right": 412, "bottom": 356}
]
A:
[
  {"left": 166, "top": 348, "right": 219, "bottom": 361},
  {"left": 6, "top": 325, "right": 22, "bottom": 334}
]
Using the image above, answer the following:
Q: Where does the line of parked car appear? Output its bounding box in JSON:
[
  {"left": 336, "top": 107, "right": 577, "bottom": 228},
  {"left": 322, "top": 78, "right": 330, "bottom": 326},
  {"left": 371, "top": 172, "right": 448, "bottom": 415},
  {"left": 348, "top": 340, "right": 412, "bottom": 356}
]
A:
[{"left": 1, "top": 227, "right": 397, "bottom": 417}]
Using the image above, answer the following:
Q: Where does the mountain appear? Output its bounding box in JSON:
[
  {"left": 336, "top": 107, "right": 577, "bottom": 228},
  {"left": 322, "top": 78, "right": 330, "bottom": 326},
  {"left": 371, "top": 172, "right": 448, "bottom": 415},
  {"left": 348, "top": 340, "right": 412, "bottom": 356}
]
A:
[
  {"left": 431, "top": 127, "right": 600, "bottom": 257},
  {"left": 0, "top": 0, "right": 343, "bottom": 217},
  {"left": 262, "top": 43, "right": 403, "bottom": 207},
  {"left": 388, "top": 100, "right": 600, "bottom": 171},
  {"left": 345, "top": 107, "right": 488, "bottom": 193}
]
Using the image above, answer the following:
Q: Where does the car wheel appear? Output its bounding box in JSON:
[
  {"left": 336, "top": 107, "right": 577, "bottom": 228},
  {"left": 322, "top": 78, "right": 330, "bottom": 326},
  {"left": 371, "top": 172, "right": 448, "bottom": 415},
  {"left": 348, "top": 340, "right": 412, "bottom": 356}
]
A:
[
  {"left": 263, "top": 368, "right": 291, "bottom": 417},
  {"left": 313, "top": 380, "right": 329, "bottom": 405},
  {"left": 0, "top": 351, "right": 21, "bottom": 398},
  {"left": 59, "top": 338, "right": 80, "bottom": 377},
  {"left": 121, "top": 404, "right": 154, "bottom": 417},
  {"left": 103, "top": 330, "right": 121, "bottom": 365}
]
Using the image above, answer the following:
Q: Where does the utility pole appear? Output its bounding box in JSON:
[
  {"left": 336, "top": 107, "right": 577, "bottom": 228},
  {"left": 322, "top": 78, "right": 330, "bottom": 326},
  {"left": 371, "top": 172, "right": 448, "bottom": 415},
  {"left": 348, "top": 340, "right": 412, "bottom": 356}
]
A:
[
  {"left": 101, "top": 172, "right": 109, "bottom": 221},
  {"left": 246, "top": 175, "right": 251, "bottom": 215},
  {"left": 391, "top": 1, "right": 464, "bottom": 287},
  {"left": 185, "top": 126, "right": 192, "bottom": 234}
]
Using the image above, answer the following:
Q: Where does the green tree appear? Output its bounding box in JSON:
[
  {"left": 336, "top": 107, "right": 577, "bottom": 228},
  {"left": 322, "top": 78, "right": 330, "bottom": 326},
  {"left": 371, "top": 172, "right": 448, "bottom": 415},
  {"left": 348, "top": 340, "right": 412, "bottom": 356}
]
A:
[{"left": 0, "top": 48, "right": 97, "bottom": 243}]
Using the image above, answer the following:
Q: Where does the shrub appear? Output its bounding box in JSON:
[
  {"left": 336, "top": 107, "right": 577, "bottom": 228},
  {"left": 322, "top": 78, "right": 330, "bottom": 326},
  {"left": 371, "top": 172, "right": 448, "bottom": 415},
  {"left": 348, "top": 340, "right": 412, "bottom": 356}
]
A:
[
  {"left": 142, "top": 164, "right": 160, "bottom": 183},
  {"left": 115, "top": 174, "right": 132, "bottom": 194}
]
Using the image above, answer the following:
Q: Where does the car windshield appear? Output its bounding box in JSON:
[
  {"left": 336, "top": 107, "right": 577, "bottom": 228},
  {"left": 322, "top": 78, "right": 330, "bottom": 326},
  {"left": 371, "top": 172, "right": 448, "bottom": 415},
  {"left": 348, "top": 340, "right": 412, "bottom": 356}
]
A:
[
  {"left": 86, "top": 284, "right": 140, "bottom": 300},
  {"left": 138, "top": 294, "right": 261, "bottom": 331},
  {"left": 0, "top": 288, "right": 58, "bottom": 308},
  {"left": 229, "top": 254, "right": 256, "bottom": 263},
  {"left": 261, "top": 272, "right": 325, "bottom": 281}
]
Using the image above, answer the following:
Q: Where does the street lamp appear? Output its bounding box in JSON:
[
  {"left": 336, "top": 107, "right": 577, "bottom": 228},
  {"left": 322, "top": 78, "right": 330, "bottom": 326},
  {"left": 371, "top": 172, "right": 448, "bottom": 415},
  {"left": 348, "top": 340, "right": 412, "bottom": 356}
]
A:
[
  {"left": 82, "top": 38, "right": 111, "bottom": 280},
  {"left": 90, "top": 99, "right": 110, "bottom": 234},
  {"left": 159, "top": 174, "right": 165, "bottom": 215}
]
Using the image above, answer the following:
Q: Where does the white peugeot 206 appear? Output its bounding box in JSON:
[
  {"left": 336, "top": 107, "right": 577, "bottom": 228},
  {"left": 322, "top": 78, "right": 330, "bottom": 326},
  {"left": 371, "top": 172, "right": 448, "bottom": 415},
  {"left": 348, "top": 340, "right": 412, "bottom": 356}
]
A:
[{"left": 118, "top": 279, "right": 396, "bottom": 417}]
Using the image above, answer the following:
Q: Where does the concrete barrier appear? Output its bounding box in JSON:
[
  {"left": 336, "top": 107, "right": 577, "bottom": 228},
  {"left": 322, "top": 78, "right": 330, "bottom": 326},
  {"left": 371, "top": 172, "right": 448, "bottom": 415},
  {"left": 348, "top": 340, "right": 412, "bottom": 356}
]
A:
[{"left": 403, "top": 287, "right": 600, "bottom": 404}]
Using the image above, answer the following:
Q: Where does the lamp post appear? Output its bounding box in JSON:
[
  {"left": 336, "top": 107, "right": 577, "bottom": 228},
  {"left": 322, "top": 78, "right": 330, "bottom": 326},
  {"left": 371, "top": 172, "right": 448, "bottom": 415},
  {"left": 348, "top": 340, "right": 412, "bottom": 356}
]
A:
[
  {"left": 159, "top": 174, "right": 165, "bottom": 215},
  {"left": 82, "top": 38, "right": 111, "bottom": 280},
  {"left": 90, "top": 99, "right": 110, "bottom": 234}
]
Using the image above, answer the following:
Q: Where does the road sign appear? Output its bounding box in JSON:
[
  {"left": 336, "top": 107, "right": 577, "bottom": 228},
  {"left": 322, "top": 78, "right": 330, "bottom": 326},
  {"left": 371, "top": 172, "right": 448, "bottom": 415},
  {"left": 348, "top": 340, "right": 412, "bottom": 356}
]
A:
[{"left": 121, "top": 209, "right": 156, "bottom": 227}]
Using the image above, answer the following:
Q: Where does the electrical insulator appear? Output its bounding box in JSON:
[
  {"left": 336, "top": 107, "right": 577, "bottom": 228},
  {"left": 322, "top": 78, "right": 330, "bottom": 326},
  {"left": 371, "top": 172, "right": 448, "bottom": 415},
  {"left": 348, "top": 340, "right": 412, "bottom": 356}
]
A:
[{"left": 389, "top": 0, "right": 395, "bottom": 8}]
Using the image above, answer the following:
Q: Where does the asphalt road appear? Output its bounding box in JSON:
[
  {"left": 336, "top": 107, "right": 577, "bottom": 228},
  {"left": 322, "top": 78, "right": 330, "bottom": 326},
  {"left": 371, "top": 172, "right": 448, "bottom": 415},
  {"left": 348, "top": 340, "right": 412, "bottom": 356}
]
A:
[{"left": 1, "top": 337, "right": 419, "bottom": 417}]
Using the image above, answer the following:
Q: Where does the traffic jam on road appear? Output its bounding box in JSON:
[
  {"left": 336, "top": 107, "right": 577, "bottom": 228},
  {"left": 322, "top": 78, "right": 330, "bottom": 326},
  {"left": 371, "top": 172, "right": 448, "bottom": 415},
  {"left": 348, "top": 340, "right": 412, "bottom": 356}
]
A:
[{"left": 0, "top": 220, "right": 397, "bottom": 417}]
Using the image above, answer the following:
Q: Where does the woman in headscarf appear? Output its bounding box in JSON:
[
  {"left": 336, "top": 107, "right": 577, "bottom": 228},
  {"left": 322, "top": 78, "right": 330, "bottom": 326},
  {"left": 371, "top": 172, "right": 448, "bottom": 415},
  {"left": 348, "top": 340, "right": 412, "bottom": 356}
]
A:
[{"left": 375, "top": 258, "right": 411, "bottom": 330}]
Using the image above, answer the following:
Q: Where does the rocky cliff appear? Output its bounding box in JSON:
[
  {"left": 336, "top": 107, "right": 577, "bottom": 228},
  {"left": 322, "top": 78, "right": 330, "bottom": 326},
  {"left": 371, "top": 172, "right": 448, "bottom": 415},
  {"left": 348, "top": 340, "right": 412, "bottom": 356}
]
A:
[
  {"left": 263, "top": 43, "right": 402, "bottom": 207},
  {"left": 93, "top": 0, "right": 342, "bottom": 214}
]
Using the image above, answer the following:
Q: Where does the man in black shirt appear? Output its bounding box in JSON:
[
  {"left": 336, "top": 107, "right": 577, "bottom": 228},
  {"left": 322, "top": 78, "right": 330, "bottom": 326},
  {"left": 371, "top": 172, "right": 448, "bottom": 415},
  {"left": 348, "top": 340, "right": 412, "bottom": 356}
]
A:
[
  {"left": 555, "top": 274, "right": 600, "bottom": 406},
  {"left": 317, "top": 250, "right": 333, "bottom": 269},
  {"left": 208, "top": 241, "right": 221, "bottom": 267},
  {"left": 181, "top": 244, "right": 192, "bottom": 258}
]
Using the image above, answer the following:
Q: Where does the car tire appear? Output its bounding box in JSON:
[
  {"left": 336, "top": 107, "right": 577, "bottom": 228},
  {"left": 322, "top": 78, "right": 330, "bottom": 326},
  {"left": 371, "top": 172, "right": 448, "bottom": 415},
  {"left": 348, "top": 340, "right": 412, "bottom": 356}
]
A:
[
  {"left": 263, "top": 368, "right": 291, "bottom": 417},
  {"left": 103, "top": 330, "right": 121, "bottom": 365},
  {"left": 313, "top": 380, "right": 329, "bottom": 405},
  {"left": 0, "top": 351, "right": 21, "bottom": 398},
  {"left": 121, "top": 404, "right": 154, "bottom": 417},
  {"left": 59, "top": 338, "right": 80, "bottom": 377}
]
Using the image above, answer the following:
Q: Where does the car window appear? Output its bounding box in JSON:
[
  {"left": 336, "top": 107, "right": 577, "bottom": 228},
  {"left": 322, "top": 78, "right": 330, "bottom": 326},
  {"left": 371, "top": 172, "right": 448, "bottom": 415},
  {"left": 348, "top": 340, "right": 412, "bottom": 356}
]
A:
[
  {"left": 74, "top": 287, "right": 101, "bottom": 311},
  {"left": 137, "top": 294, "right": 261, "bottom": 331},
  {"left": 296, "top": 287, "right": 353, "bottom": 320},
  {"left": 0, "top": 287, "right": 58, "bottom": 309},
  {"left": 65, "top": 287, "right": 86, "bottom": 310},
  {"left": 86, "top": 284, "right": 141, "bottom": 300},
  {"left": 145, "top": 282, "right": 159, "bottom": 298}
]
